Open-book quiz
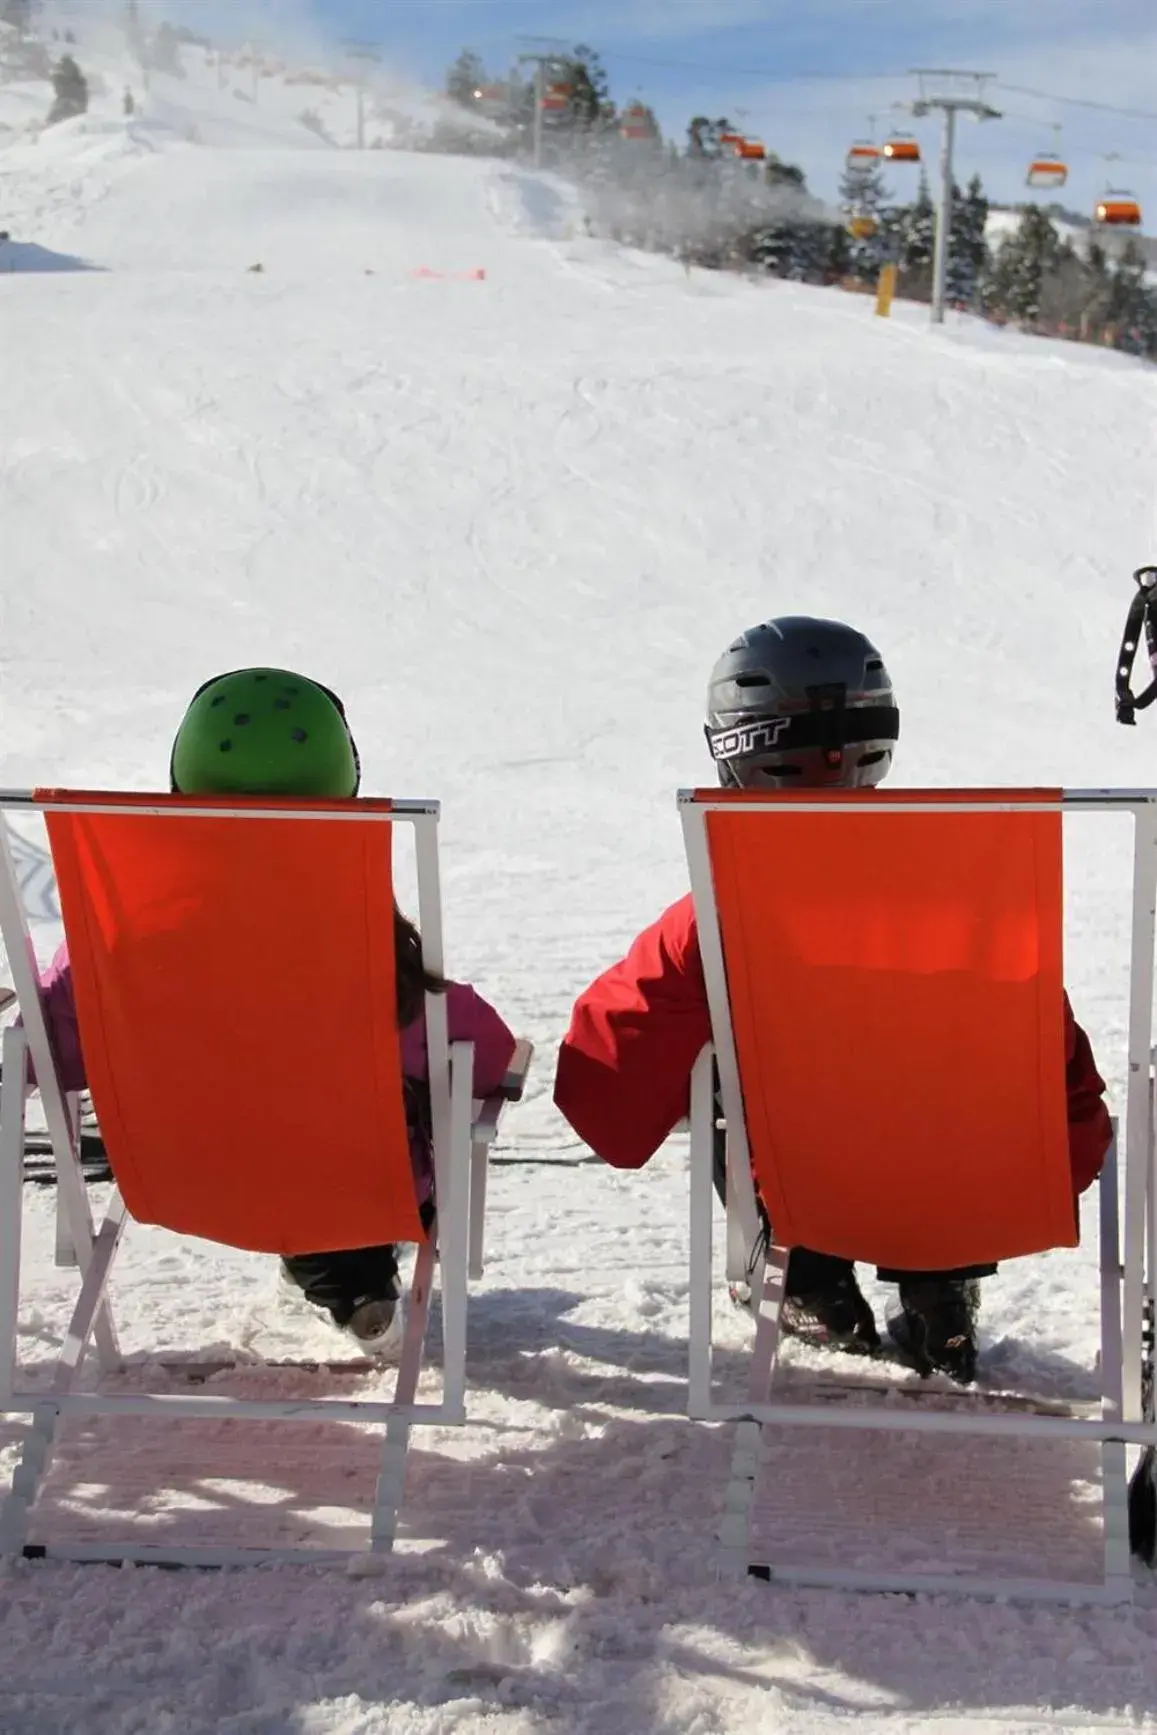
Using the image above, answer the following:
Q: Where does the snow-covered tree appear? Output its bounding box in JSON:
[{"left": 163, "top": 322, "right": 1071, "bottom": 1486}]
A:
[
  {"left": 900, "top": 171, "right": 935, "bottom": 269},
  {"left": 47, "top": 52, "right": 88, "bottom": 125},
  {"left": 687, "top": 116, "right": 736, "bottom": 158},
  {"left": 445, "top": 48, "right": 487, "bottom": 108},
  {"left": 984, "top": 206, "right": 1059, "bottom": 326}
]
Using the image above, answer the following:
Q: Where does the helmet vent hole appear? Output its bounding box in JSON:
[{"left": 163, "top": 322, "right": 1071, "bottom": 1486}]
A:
[
  {"left": 274, "top": 699, "right": 291, "bottom": 711},
  {"left": 233, "top": 713, "right": 250, "bottom": 726},
  {"left": 210, "top": 696, "right": 225, "bottom": 708},
  {"left": 866, "top": 659, "right": 883, "bottom": 672},
  {"left": 255, "top": 674, "right": 268, "bottom": 682},
  {"left": 734, "top": 674, "right": 771, "bottom": 688},
  {"left": 219, "top": 740, "right": 233, "bottom": 753},
  {"left": 291, "top": 729, "right": 308, "bottom": 744}
]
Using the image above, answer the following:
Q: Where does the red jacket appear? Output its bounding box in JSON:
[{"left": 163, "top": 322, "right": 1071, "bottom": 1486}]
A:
[{"left": 554, "top": 893, "right": 1112, "bottom": 1195}]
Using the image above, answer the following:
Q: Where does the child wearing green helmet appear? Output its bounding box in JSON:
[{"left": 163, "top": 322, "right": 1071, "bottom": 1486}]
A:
[{"left": 30, "top": 669, "right": 517, "bottom": 1354}]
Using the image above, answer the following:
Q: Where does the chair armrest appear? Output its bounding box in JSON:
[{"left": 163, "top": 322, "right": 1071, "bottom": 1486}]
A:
[
  {"left": 470, "top": 1040, "right": 534, "bottom": 1146},
  {"left": 494, "top": 1037, "right": 533, "bottom": 1103}
]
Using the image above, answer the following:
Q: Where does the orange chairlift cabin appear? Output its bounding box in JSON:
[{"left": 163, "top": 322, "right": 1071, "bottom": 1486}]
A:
[
  {"left": 1026, "top": 152, "right": 1068, "bottom": 190},
  {"left": 1026, "top": 128, "right": 1067, "bottom": 190},
  {"left": 735, "top": 138, "right": 767, "bottom": 161},
  {"left": 540, "top": 80, "right": 572, "bottom": 113},
  {"left": 845, "top": 138, "right": 880, "bottom": 169},
  {"left": 1095, "top": 189, "right": 1143, "bottom": 227},
  {"left": 718, "top": 131, "right": 744, "bottom": 149},
  {"left": 620, "top": 103, "right": 652, "bottom": 142},
  {"left": 882, "top": 132, "right": 921, "bottom": 163}
]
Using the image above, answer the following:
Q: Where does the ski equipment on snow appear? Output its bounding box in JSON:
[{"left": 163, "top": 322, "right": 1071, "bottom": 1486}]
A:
[
  {"left": 170, "top": 668, "right": 361, "bottom": 796},
  {"left": 705, "top": 616, "right": 899, "bottom": 789},
  {"left": 1115, "top": 566, "right": 1157, "bottom": 725}
]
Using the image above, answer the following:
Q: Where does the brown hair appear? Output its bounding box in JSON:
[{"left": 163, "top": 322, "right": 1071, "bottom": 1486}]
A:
[{"left": 394, "top": 903, "right": 446, "bottom": 1029}]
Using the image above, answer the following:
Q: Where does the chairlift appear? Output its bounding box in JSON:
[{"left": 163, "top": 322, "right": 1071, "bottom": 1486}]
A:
[
  {"left": 718, "top": 131, "right": 744, "bottom": 148},
  {"left": 882, "top": 134, "right": 921, "bottom": 163},
  {"left": 541, "top": 81, "right": 571, "bottom": 114},
  {"left": 846, "top": 211, "right": 879, "bottom": 241},
  {"left": 1026, "top": 153, "right": 1068, "bottom": 191},
  {"left": 736, "top": 139, "right": 767, "bottom": 161},
  {"left": 846, "top": 140, "right": 880, "bottom": 169},
  {"left": 1095, "top": 191, "right": 1143, "bottom": 227},
  {"left": 621, "top": 103, "right": 651, "bottom": 142}
]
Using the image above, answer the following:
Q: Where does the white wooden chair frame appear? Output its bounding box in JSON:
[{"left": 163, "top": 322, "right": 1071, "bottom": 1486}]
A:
[
  {"left": 680, "top": 787, "right": 1157, "bottom": 1606},
  {"left": 0, "top": 792, "right": 529, "bottom": 1568}
]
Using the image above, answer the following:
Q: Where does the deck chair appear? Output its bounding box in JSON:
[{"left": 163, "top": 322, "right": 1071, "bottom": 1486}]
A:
[
  {"left": 680, "top": 785, "right": 1157, "bottom": 1606},
  {"left": 0, "top": 789, "right": 531, "bottom": 1567}
]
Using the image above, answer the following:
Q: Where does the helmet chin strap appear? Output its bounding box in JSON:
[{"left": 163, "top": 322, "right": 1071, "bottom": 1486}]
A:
[{"left": 1117, "top": 566, "right": 1157, "bottom": 725}]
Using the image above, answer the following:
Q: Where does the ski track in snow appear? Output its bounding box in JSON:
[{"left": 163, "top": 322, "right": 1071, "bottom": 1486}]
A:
[{"left": 3, "top": 25, "right": 1157, "bottom": 1735}]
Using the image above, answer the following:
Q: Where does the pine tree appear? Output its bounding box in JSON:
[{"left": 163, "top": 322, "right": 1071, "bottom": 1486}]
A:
[
  {"left": 946, "top": 173, "right": 989, "bottom": 307},
  {"left": 987, "top": 206, "right": 1059, "bottom": 326},
  {"left": 687, "top": 116, "right": 735, "bottom": 157},
  {"left": 566, "top": 45, "right": 612, "bottom": 128},
  {"left": 445, "top": 48, "right": 486, "bottom": 108},
  {"left": 765, "top": 151, "right": 805, "bottom": 190},
  {"left": 900, "top": 171, "right": 935, "bottom": 269},
  {"left": 1106, "top": 237, "right": 1150, "bottom": 340},
  {"left": 46, "top": 52, "right": 88, "bottom": 124}
]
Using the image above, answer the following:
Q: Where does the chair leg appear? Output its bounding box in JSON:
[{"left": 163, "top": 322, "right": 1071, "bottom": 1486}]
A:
[
  {"left": 0, "top": 1028, "right": 27, "bottom": 1406},
  {"left": 0, "top": 1190, "right": 128, "bottom": 1557},
  {"left": 1096, "top": 1137, "right": 1133, "bottom": 1588},
  {"left": 370, "top": 1236, "right": 436, "bottom": 1553},
  {"left": 689, "top": 1046, "right": 716, "bottom": 1419},
  {"left": 468, "top": 1134, "right": 488, "bottom": 1282}
]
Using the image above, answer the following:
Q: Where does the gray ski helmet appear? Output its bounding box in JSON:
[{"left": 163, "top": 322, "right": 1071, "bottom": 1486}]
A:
[{"left": 705, "top": 616, "right": 899, "bottom": 789}]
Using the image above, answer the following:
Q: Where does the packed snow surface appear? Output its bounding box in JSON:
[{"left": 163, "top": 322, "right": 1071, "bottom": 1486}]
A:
[{"left": 2, "top": 25, "right": 1157, "bottom": 1734}]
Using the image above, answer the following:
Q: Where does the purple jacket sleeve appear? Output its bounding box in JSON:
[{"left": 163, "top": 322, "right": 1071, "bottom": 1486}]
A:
[
  {"left": 18, "top": 942, "right": 87, "bottom": 1095},
  {"left": 446, "top": 983, "right": 517, "bottom": 1096},
  {"left": 399, "top": 982, "right": 516, "bottom": 1096}
]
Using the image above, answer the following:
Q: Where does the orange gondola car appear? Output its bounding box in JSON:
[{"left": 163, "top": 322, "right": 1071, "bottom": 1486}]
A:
[
  {"left": 845, "top": 140, "right": 880, "bottom": 168},
  {"left": 1095, "top": 191, "right": 1143, "bottom": 227},
  {"left": 1026, "top": 153, "right": 1068, "bottom": 191},
  {"left": 620, "top": 103, "right": 652, "bottom": 141},
  {"left": 882, "top": 134, "right": 920, "bottom": 163}
]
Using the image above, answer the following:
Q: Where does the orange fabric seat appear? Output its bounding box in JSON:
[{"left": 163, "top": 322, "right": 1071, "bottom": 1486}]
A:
[
  {"left": 40, "top": 789, "right": 421, "bottom": 1255},
  {"left": 699, "top": 788, "right": 1076, "bottom": 1270}
]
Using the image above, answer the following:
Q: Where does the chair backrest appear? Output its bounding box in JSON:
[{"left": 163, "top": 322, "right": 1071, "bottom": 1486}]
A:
[
  {"left": 689, "top": 788, "right": 1078, "bottom": 1270},
  {"left": 38, "top": 790, "right": 423, "bottom": 1255}
]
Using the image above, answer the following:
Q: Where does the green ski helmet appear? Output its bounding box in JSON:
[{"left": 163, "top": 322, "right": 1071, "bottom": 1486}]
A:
[{"left": 170, "top": 668, "right": 361, "bottom": 797}]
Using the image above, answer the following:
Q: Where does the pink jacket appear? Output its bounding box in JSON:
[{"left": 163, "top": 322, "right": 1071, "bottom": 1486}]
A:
[{"left": 33, "top": 944, "right": 516, "bottom": 1199}]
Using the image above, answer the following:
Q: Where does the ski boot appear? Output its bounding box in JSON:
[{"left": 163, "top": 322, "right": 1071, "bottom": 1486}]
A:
[
  {"left": 888, "top": 1277, "right": 980, "bottom": 1384},
  {"left": 782, "top": 1246, "right": 880, "bottom": 1354}
]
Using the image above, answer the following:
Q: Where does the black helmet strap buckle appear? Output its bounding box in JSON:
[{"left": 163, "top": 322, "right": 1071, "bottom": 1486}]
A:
[{"left": 1116, "top": 567, "right": 1157, "bottom": 725}]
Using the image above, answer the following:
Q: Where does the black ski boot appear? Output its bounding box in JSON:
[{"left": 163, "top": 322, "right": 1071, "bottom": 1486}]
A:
[
  {"left": 888, "top": 1277, "right": 980, "bottom": 1384},
  {"left": 782, "top": 1246, "right": 880, "bottom": 1354},
  {"left": 280, "top": 1244, "right": 402, "bottom": 1353}
]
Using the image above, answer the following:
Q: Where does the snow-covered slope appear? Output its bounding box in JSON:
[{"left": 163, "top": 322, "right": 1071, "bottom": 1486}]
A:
[{"left": 3, "top": 44, "right": 1157, "bottom": 1735}]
